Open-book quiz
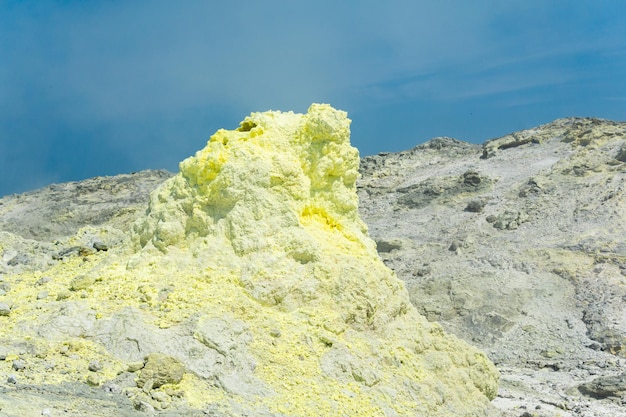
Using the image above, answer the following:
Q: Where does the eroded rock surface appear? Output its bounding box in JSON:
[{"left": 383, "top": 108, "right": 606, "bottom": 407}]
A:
[
  {"left": 3, "top": 114, "right": 626, "bottom": 416},
  {"left": 0, "top": 105, "right": 498, "bottom": 416},
  {"left": 359, "top": 117, "right": 626, "bottom": 416},
  {"left": 0, "top": 170, "right": 173, "bottom": 241}
]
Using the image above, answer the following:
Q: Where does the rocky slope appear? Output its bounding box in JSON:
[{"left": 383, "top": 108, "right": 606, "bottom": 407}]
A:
[
  {"left": 359, "top": 117, "right": 626, "bottom": 416},
  {"left": 0, "top": 105, "right": 498, "bottom": 416},
  {"left": 0, "top": 170, "right": 173, "bottom": 242},
  {"left": 1, "top": 114, "right": 625, "bottom": 416}
]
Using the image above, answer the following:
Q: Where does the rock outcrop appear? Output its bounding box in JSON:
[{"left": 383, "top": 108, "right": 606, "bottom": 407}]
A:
[
  {"left": 0, "top": 104, "right": 498, "bottom": 416},
  {"left": 359, "top": 117, "right": 626, "bottom": 416},
  {"left": 0, "top": 170, "right": 173, "bottom": 241},
  {"left": 4, "top": 112, "right": 626, "bottom": 416}
]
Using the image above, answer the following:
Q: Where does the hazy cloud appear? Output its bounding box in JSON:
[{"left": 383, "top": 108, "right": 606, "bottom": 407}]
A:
[{"left": 1, "top": 1, "right": 625, "bottom": 196}]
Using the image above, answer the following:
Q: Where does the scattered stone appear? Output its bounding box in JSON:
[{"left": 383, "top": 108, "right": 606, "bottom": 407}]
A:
[
  {"left": 462, "top": 170, "right": 483, "bottom": 187},
  {"left": 92, "top": 240, "right": 108, "bottom": 251},
  {"left": 102, "top": 371, "right": 137, "bottom": 394},
  {"left": 375, "top": 238, "right": 403, "bottom": 253},
  {"left": 269, "top": 329, "right": 281, "bottom": 338},
  {"left": 465, "top": 199, "right": 486, "bottom": 212},
  {"left": 88, "top": 360, "right": 102, "bottom": 372},
  {"left": 127, "top": 362, "right": 145, "bottom": 372},
  {"left": 36, "top": 291, "right": 48, "bottom": 300},
  {"left": 56, "top": 290, "right": 71, "bottom": 300},
  {"left": 578, "top": 373, "right": 626, "bottom": 399},
  {"left": 616, "top": 145, "right": 626, "bottom": 163},
  {"left": 0, "top": 302, "right": 11, "bottom": 316},
  {"left": 151, "top": 390, "right": 170, "bottom": 403},
  {"left": 12, "top": 359, "right": 26, "bottom": 371},
  {"left": 7, "top": 253, "right": 29, "bottom": 266},
  {"left": 7, "top": 374, "right": 17, "bottom": 384},
  {"left": 481, "top": 131, "right": 540, "bottom": 159},
  {"left": 518, "top": 178, "right": 546, "bottom": 197},
  {"left": 0, "top": 301, "right": 13, "bottom": 316},
  {"left": 412, "top": 265, "right": 431, "bottom": 277},
  {"left": 52, "top": 246, "right": 82, "bottom": 260},
  {"left": 492, "top": 209, "right": 529, "bottom": 230},
  {"left": 101, "top": 382, "right": 123, "bottom": 395},
  {"left": 396, "top": 172, "right": 493, "bottom": 209},
  {"left": 448, "top": 240, "right": 463, "bottom": 252},
  {"left": 134, "top": 400, "right": 155, "bottom": 413},
  {"left": 41, "top": 408, "right": 51, "bottom": 416},
  {"left": 35, "top": 276, "right": 51, "bottom": 286},
  {"left": 69, "top": 274, "right": 97, "bottom": 291},
  {"left": 541, "top": 349, "right": 561, "bottom": 359},
  {"left": 52, "top": 245, "right": 97, "bottom": 260},
  {"left": 78, "top": 246, "right": 96, "bottom": 256},
  {"left": 86, "top": 374, "right": 102, "bottom": 386},
  {"left": 136, "top": 353, "right": 186, "bottom": 389}
]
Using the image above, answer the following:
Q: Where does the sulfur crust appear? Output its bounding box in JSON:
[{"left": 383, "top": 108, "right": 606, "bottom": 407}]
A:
[{"left": 0, "top": 104, "right": 498, "bottom": 416}]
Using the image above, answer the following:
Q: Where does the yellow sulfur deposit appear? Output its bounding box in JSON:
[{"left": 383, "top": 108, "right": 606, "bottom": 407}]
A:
[{"left": 0, "top": 104, "right": 498, "bottom": 416}]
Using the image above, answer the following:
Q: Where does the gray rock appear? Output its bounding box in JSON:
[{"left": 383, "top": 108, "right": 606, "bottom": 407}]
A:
[
  {"left": 375, "top": 238, "right": 403, "bottom": 253},
  {"left": 579, "top": 373, "right": 626, "bottom": 399},
  {"left": 92, "top": 241, "right": 108, "bottom": 251},
  {"left": 12, "top": 359, "right": 26, "bottom": 371},
  {"left": 492, "top": 209, "right": 529, "bottom": 230},
  {"left": 69, "top": 274, "right": 97, "bottom": 291},
  {"left": 616, "top": 144, "right": 626, "bottom": 162},
  {"left": 465, "top": 199, "right": 487, "bottom": 212},
  {"left": 0, "top": 301, "right": 11, "bottom": 316},
  {"left": 88, "top": 360, "right": 103, "bottom": 372},
  {"left": 35, "top": 276, "right": 51, "bottom": 286},
  {"left": 7, "top": 254, "right": 29, "bottom": 266},
  {"left": 134, "top": 400, "right": 155, "bottom": 413},
  {"left": 136, "top": 353, "right": 186, "bottom": 389},
  {"left": 0, "top": 345, "right": 9, "bottom": 360},
  {"left": 395, "top": 171, "right": 494, "bottom": 210}
]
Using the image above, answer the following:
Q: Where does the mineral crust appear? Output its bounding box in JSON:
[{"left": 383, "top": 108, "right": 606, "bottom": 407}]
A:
[{"left": 0, "top": 104, "right": 498, "bottom": 416}]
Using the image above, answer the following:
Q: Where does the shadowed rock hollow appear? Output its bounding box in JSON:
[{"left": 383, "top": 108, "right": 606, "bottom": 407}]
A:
[{"left": 0, "top": 104, "right": 498, "bottom": 416}]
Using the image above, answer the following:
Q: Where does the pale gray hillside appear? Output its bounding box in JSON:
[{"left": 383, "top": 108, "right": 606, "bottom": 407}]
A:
[{"left": 359, "top": 117, "right": 626, "bottom": 416}]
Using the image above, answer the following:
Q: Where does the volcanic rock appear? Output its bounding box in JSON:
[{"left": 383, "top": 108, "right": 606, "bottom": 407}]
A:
[
  {"left": 4, "top": 112, "right": 626, "bottom": 416},
  {"left": 359, "top": 116, "right": 626, "bottom": 416},
  {"left": 0, "top": 104, "right": 498, "bottom": 416}
]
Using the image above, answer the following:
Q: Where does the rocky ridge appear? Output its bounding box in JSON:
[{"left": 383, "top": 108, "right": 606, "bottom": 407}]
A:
[{"left": 1, "top": 115, "right": 625, "bottom": 416}]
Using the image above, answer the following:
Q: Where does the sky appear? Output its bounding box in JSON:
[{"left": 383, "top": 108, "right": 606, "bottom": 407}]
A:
[{"left": 1, "top": 1, "right": 625, "bottom": 197}]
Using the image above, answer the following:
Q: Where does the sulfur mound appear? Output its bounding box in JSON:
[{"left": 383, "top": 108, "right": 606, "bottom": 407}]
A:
[{"left": 0, "top": 104, "right": 498, "bottom": 416}]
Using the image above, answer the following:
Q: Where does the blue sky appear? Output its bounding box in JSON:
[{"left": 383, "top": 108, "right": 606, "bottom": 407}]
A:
[{"left": 1, "top": 1, "right": 625, "bottom": 197}]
